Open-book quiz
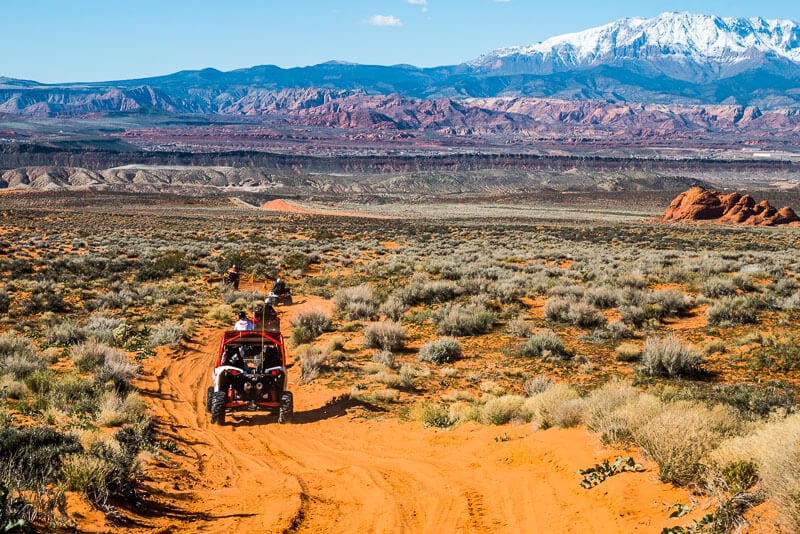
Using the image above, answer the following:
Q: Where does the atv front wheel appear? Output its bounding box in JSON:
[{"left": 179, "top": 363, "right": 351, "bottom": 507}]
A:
[
  {"left": 206, "top": 386, "right": 213, "bottom": 413},
  {"left": 210, "top": 390, "right": 227, "bottom": 425},
  {"left": 278, "top": 391, "right": 293, "bottom": 424}
]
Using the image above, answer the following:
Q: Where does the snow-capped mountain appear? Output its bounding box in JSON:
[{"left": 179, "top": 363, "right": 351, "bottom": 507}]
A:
[
  {"left": 3, "top": 12, "right": 800, "bottom": 114},
  {"left": 470, "top": 12, "right": 800, "bottom": 82}
]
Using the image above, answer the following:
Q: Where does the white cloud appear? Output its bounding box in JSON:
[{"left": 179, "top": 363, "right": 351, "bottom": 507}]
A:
[
  {"left": 367, "top": 14, "right": 403, "bottom": 27},
  {"left": 406, "top": 0, "right": 427, "bottom": 4},
  {"left": 495, "top": 0, "right": 512, "bottom": 2}
]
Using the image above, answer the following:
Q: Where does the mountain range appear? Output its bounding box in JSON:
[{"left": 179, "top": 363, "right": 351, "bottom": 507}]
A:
[{"left": 2, "top": 12, "right": 800, "bottom": 143}]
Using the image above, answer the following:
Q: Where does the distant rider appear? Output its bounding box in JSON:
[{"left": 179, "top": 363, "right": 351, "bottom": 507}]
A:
[
  {"left": 226, "top": 264, "right": 240, "bottom": 290},
  {"left": 271, "top": 277, "right": 286, "bottom": 295}
]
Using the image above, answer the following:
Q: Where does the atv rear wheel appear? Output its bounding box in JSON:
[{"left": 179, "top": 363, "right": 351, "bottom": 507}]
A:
[
  {"left": 283, "top": 295, "right": 292, "bottom": 305},
  {"left": 206, "top": 386, "right": 213, "bottom": 413},
  {"left": 210, "top": 390, "right": 227, "bottom": 425},
  {"left": 278, "top": 391, "right": 293, "bottom": 424}
]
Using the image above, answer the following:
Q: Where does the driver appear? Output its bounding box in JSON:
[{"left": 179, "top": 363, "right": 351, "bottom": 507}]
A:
[{"left": 271, "top": 276, "right": 286, "bottom": 294}]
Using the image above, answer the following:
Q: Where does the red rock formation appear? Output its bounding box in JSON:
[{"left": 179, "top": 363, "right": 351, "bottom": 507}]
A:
[{"left": 663, "top": 186, "right": 800, "bottom": 226}]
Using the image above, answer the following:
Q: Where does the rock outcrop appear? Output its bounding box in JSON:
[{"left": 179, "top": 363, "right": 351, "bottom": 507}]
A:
[{"left": 663, "top": 186, "right": 800, "bottom": 226}]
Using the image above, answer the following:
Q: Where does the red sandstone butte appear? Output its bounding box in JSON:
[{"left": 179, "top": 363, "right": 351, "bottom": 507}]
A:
[{"left": 662, "top": 186, "right": 800, "bottom": 226}]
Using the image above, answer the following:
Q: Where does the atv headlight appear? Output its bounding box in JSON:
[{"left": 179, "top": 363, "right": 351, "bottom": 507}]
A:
[{"left": 243, "top": 382, "right": 252, "bottom": 393}]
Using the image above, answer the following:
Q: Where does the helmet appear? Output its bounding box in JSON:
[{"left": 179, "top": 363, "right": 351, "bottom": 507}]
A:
[
  {"left": 237, "top": 311, "right": 247, "bottom": 320},
  {"left": 232, "top": 264, "right": 237, "bottom": 269}
]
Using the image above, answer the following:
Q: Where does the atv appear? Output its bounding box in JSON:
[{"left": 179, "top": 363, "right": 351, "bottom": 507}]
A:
[
  {"left": 206, "top": 321, "right": 292, "bottom": 425},
  {"left": 266, "top": 287, "right": 292, "bottom": 306}
]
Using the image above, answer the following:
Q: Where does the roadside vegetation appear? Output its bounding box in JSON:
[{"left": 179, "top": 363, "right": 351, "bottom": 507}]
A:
[{"left": 1, "top": 191, "right": 800, "bottom": 531}]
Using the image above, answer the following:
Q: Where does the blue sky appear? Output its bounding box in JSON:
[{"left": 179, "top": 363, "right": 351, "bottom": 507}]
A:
[{"left": 4, "top": 0, "right": 800, "bottom": 83}]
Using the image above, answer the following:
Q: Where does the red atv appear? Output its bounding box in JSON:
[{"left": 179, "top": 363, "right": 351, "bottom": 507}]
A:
[{"left": 206, "top": 319, "right": 293, "bottom": 425}]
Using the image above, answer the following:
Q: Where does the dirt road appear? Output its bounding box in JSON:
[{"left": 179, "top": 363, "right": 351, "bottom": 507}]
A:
[{"left": 124, "top": 291, "right": 706, "bottom": 533}]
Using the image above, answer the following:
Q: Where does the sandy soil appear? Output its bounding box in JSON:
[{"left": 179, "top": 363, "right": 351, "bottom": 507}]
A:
[
  {"left": 260, "top": 199, "right": 393, "bottom": 219},
  {"left": 94, "top": 282, "right": 719, "bottom": 534}
]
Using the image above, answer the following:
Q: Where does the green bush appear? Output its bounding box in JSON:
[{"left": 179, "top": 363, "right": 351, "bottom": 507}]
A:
[{"left": 334, "top": 284, "right": 380, "bottom": 320}]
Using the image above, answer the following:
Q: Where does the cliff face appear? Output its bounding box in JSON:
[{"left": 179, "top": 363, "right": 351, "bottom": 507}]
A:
[{"left": 663, "top": 186, "right": 800, "bottom": 226}]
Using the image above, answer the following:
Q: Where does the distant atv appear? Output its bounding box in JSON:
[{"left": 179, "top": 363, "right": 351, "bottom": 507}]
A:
[
  {"left": 266, "top": 288, "right": 292, "bottom": 306},
  {"left": 206, "top": 320, "right": 292, "bottom": 425}
]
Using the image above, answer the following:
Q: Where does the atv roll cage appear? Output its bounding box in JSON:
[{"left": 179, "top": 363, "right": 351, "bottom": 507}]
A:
[{"left": 207, "top": 328, "right": 293, "bottom": 424}]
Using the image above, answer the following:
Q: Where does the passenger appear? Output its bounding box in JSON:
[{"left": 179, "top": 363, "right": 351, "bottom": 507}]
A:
[{"left": 233, "top": 310, "right": 253, "bottom": 331}]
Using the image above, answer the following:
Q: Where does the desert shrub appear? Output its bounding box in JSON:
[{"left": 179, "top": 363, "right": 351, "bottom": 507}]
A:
[
  {"left": 45, "top": 319, "right": 86, "bottom": 346},
  {"left": 397, "top": 363, "right": 419, "bottom": 389},
  {"left": 380, "top": 296, "right": 406, "bottom": 321},
  {"left": 603, "top": 320, "right": 634, "bottom": 340},
  {"left": 774, "top": 277, "right": 798, "bottom": 297},
  {"left": 732, "top": 273, "right": 757, "bottom": 292},
  {"left": 147, "top": 319, "right": 185, "bottom": 348},
  {"left": 418, "top": 337, "right": 462, "bottom": 364},
  {"left": 547, "top": 284, "right": 584, "bottom": 300},
  {"left": 334, "top": 284, "right": 380, "bottom": 320},
  {"left": 371, "top": 371, "right": 403, "bottom": 388},
  {"left": 645, "top": 289, "right": 693, "bottom": 320},
  {"left": 614, "top": 272, "right": 648, "bottom": 289},
  {"left": 543, "top": 297, "right": 572, "bottom": 323},
  {"left": 372, "top": 350, "right": 395, "bottom": 368},
  {"left": 635, "top": 402, "right": 743, "bottom": 486},
  {"left": 435, "top": 303, "right": 496, "bottom": 336},
  {"left": 95, "top": 350, "right": 138, "bottom": 392},
  {"left": 491, "top": 278, "right": 527, "bottom": 303},
  {"left": 71, "top": 340, "right": 123, "bottom": 373},
  {"left": 23, "top": 280, "right": 67, "bottom": 314},
  {"left": 481, "top": 395, "right": 526, "bottom": 425},
  {"left": 707, "top": 295, "right": 764, "bottom": 326},
  {"left": 363, "top": 321, "right": 407, "bottom": 351},
  {"left": 641, "top": 334, "right": 703, "bottom": 377},
  {"left": 583, "top": 382, "right": 642, "bottom": 443},
  {"left": 135, "top": 250, "right": 188, "bottom": 281},
  {"left": 709, "top": 383, "right": 796, "bottom": 420},
  {"left": 506, "top": 316, "right": 532, "bottom": 337},
  {"left": 0, "top": 290, "right": 9, "bottom": 314},
  {"left": 97, "top": 390, "right": 147, "bottom": 427},
  {"left": 297, "top": 345, "right": 327, "bottom": 384},
  {"left": 523, "top": 375, "right": 552, "bottom": 395},
  {"left": 480, "top": 380, "right": 505, "bottom": 397},
  {"left": 1, "top": 376, "right": 29, "bottom": 401},
  {"left": 583, "top": 286, "right": 619, "bottom": 309},
  {"left": 394, "top": 275, "right": 461, "bottom": 306},
  {"left": 76, "top": 433, "right": 142, "bottom": 506},
  {"left": 615, "top": 343, "right": 641, "bottom": 362},
  {"left": 413, "top": 400, "right": 454, "bottom": 428},
  {"left": 290, "top": 309, "right": 331, "bottom": 344},
  {"left": 780, "top": 292, "right": 800, "bottom": 311},
  {"left": 515, "top": 330, "right": 570, "bottom": 360},
  {"left": 0, "top": 426, "right": 82, "bottom": 525},
  {"left": 706, "top": 414, "right": 800, "bottom": 529},
  {"left": 701, "top": 277, "right": 738, "bottom": 298},
  {"left": 618, "top": 304, "right": 647, "bottom": 327},
  {"left": 523, "top": 383, "right": 582, "bottom": 429},
  {"left": 206, "top": 303, "right": 234, "bottom": 322},
  {"left": 49, "top": 375, "right": 98, "bottom": 414},
  {"left": 0, "top": 332, "right": 44, "bottom": 379},
  {"left": 566, "top": 302, "right": 607, "bottom": 328},
  {"left": 83, "top": 314, "right": 124, "bottom": 345}
]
